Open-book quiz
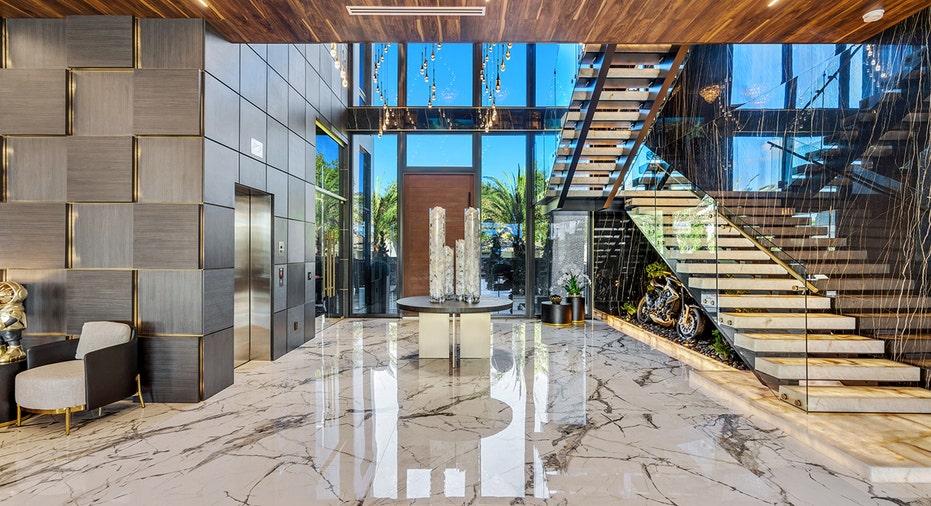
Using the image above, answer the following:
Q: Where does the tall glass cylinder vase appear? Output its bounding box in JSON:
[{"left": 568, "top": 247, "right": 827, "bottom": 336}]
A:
[
  {"left": 463, "top": 207, "right": 481, "bottom": 303},
  {"left": 428, "top": 207, "right": 446, "bottom": 303},
  {"left": 455, "top": 239, "right": 465, "bottom": 300},
  {"left": 444, "top": 245, "right": 455, "bottom": 301}
]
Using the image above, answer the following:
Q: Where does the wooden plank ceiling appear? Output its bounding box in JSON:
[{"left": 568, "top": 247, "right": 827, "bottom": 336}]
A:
[{"left": 0, "top": 0, "right": 927, "bottom": 44}]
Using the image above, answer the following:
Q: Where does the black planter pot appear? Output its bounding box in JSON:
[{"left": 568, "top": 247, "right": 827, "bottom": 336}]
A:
[{"left": 568, "top": 295, "right": 585, "bottom": 322}]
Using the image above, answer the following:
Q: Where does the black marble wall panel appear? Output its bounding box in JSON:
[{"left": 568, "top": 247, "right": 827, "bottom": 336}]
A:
[
  {"left": 65, "top": 270, "right": 133, "bottom": 334},
  {"left": 72, "top": 204, "right": 133, "bottom": 268},
  {"left": 71, "top": 71, "right": 133, "bottom": 136},
  {"left": 137, "top": 19, "right": 204, "bottom": 69},
  {"left": 66, "top": 136, "right": 133, "bottom": 202},
  {"left": 0, "top": 203, "right": 66, "bottom": 268},
  {"left": 5, "top": 137, "right": 67, "bottom": 201},
  {"left": 138, "top": 137, "right": 204, "bottom": 203},
  {"left": 65, "top": 16, "right": 133, "bottom": 68},
  {"left": 0, "top": 69, "right": 67, "bottom": 134},
  {"left": 5, "top": 19, "right": 65, "bottom": 69}
]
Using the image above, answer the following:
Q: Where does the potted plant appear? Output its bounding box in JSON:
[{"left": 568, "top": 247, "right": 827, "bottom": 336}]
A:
[{"left": 557, "top": 266, "right": 591, "bottom": 323}]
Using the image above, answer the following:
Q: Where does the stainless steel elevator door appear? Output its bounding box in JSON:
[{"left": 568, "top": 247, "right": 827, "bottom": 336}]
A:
[{"left": 234, "top": 189, "right": 272, "bottom": 367}]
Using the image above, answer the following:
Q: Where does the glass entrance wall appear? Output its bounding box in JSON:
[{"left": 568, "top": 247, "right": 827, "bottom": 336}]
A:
[{"left": 316, "top": 127, "right": 347, "bottom": 331}]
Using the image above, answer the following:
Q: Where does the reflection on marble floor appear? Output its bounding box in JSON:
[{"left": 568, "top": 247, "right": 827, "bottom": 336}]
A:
[{"left": 3, "top": 319, "right": 931, "bottom": 505}]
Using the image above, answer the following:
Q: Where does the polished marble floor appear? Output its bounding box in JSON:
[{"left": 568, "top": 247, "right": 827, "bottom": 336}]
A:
[{"left": 3, "top": 319, "right": 931, "bottom": 505}]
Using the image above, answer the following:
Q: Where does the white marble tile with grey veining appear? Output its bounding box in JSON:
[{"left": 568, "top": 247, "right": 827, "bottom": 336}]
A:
[{"left": 2, "top": 319, "right": 931, "bottom": 505}]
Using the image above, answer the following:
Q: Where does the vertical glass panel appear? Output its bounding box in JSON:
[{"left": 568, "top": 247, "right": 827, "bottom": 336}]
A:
[
  {"left": 352, "top": 135, "right": 399, "bottom": 315},
  {"left": 732, "top": 136, "right": 783, "bottom": 191},
  {"left": 848, "top": 44, "right": 865, "bottom": 107},
  {"left": 480, "top": 43, "right": 527, "bottom": 106},
  {"left": 316, "top": 129, "right": 342, "bottom": 194},
  {"left": 731, "top": 44, "right": 786, "bottom": 108},
  {"left": 533, "top": 134, "right": 554, "bottom": 315},
  {"left": 315, "top": 128, "right": 343, "bottom": 330},
  {"left": 407, "top": 43, "right": 472, "bottom": 106},
  {"left": 794, "top": 45, "right": 840, "bottom": 108},
  {"left": 372, "top": 43, "right": 399, "bottom": 106},
  {"left": 407, "top": 134, "right": 473, "bottom": 167},
  {"left": 481, "top": 135, "right": 527, "bottom": 314},
  {"left": 535, "top": 44, "right": 579, "bottom": 107}
]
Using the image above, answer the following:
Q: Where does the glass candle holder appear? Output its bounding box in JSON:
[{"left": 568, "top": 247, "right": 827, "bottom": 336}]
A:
[
  {"left": 428, "top": 206, "right": 446, "bottom": 302},
  {"left": 455, "top": 239, "right": 465, "bottom": 301},
  {"left": 444, "top": 245, "right": 455, "bottom": 301},
  {"left": 463, "top": 207, "right": 481, "bottom": 303}
]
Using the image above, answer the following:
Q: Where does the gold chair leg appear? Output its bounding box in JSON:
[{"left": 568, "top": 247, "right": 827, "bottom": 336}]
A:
[
  {"left": 16, "top": 405, "right": 21, "bottom": 427},
  {"left": 65, "top": 408, "right": 71, "bottom": 435},
  {"left": 135, "top": 374, "right": 145, "bottom": 408}
]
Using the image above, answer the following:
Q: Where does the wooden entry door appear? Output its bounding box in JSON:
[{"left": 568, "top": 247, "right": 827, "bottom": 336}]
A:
[{"left": 402, "top": 173, "right": 474, "bottom": 298}]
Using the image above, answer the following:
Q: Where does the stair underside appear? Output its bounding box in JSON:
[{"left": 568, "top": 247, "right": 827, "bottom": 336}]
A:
[
  {"left": 679, "top": 263, "right": 788, "bottom": 275},
  {"left": 755, "top": 357, "right": 920, "bottom": 382},
  {"left": 851, "top": 313, "right": 931, "bottom": 331},
  {"left": 834, "top": 296, "right": 931, "bottom": 310},
  {"left": 718, "top": 312, "right": 856, "bottom": 330},
  {"left": 734, "top": 332, "right": 884, "bottom": 353},
  {"left": 779, "top": 385, "right": 931, "bottom": 413},
  {"left": 814, "top": 278, "right": 916, "bottom": 291}
]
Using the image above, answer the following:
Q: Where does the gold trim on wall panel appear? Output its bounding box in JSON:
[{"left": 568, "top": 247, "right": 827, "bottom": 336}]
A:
[
  {"left": 133, "top": 18, "right": 140, "bottom": 70},
  {"left": 66, "top": 69, "right": 74, "bottom": 136},
  {"left": 315, "top": 120, "right": 346, "bottom": 147},
  {"left": 2, "top": 18, "right": 8, "bottom": 68},
  {"left": 199, "top": 337, "right": 204, "bottom": 401},
  {"left": 199, "top": 203, "right": 204, "bottom": 270},
  {"left": 1, "top": 136, "right": 7, "bottom": 202},
  {"left": 66, "top": 202, "right": 73, "bottom": 268},
  {"left": 133, "top": 135, "right": 139, "bottom": 203},
  {"left": 133, "top": 269, "right": 139, "bottom": 331}
]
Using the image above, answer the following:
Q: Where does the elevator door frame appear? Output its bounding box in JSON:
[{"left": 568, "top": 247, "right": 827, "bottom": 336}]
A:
[{"left": 234, "top": 186, "right": 273, "bottom": 367}]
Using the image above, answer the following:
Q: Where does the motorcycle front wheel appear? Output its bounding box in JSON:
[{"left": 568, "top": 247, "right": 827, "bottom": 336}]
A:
[
  {"left": 636, "top": 296, "right": 651, "bottom": 324},
  {"left": 676, "top": 305, "right": 705, "bottom": 340}
]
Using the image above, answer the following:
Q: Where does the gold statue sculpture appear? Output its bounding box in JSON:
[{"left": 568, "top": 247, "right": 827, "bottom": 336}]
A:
[{"left": 0, "top": 281, "right": 28, "bottom": 364}]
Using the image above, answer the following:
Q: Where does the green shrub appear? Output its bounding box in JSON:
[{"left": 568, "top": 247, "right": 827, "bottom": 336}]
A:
[{"left": 710, "top": 329, "right": 732, "bottom": 359}]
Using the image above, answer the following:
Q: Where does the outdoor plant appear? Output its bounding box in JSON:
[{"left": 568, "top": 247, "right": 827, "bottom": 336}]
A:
[
  {"left": 621, "top": 301, "right": 637, "bottom": 319},
  {"left": 710, "top": 329, "right": 732, "bottom": 359},
  {"left": 556, "top": 266, "right": 591, "bottom": 296},
  {"left": 645, "top": 260, "right": 670, "bottom": 280}
]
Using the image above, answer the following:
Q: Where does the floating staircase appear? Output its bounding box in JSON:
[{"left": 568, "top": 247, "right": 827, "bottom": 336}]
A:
[{"left": 622, "top": 189, "right": 931, "bottom": 413}]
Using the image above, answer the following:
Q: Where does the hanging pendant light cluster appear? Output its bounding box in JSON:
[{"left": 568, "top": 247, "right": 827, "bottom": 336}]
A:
[
  {"left": 419, "top": 43, "right": 441, "bottom": 108},
  {"left": 330, "top": 43, "right": 349, "bottom": 88},
  {"left": 374, "top": 43, "right": 395, "bottom": 138},
  {"left": 479, "top": 42, "right": 511, "bottom": 131}
]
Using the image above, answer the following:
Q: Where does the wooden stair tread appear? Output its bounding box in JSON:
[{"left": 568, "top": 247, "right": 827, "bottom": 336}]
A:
[
  {"left": 735, "top": 332, "right": 884, "bottom": 353},
  {"left": 712, "top": 294, "right": 831, "bottom": 309},
  {"left": 778, "top": 385, "right": 931, "bottom": 413},
  {"left": 719, "top": 312, "right": 856, "bottom": 330},
  {"left": 755, "top": 357, "right": 920, "bottom": 382}
]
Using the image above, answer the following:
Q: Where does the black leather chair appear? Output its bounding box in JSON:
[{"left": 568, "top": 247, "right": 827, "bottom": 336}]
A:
[{"left": 14, "top": 321, "right": 144, "bottom": 434}]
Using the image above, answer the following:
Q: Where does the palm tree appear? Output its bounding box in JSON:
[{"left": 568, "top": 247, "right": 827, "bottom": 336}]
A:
[{"left": 371, "top": 178, "right": 398, "bottom": 258}]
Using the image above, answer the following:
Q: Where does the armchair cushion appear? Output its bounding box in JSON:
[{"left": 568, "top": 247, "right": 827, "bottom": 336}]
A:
[
  {"left": 15, "top": 360, "right": 85, "bottom": 410},
  {"left": 75, "top": 321, "right": 132, "bottom": 360}
]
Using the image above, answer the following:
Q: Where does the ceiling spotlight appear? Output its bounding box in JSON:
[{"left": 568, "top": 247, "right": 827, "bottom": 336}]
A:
[
  {"left": 198, "top": 0, "right": 209, "bottom": 6},
  {"left": 863, "top": 8, "right": 885, "bottom": 22}
]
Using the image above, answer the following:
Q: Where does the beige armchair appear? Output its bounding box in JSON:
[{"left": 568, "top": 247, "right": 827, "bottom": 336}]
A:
[{"left": 14, "top": 321, "right": 144, "bottom": 434}]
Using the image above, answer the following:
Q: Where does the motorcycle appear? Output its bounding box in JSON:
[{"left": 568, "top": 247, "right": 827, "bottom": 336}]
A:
[{"left": 636, "top": 272, "right": 706, "bottom": 340}]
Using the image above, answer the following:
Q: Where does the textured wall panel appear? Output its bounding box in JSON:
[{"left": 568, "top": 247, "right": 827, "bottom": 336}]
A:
[
  {"left": 267, "top": 70, "right": 288, "bottom": 126},
  {"left": 5, "top": 18, "right": 66, "bottom": 69},
  {"left": 273, "top": 263, "right": 287, "bottom": 313},
  {"left": 0, "top": 203, "right": 66, "bottom": 268},
  {"left": 304, "top": 262, "right": 314, "bottom": 304},
  {"left": 204, "top": 27, "right": 239, "bottom": 93},
  {"left": 288, "top": 219, "right": 304, "bottom": 264},
  {"left": 133, "top": 204, "right": 201, "bottom": 268},
  {"left": 5, "top": 137, "right": 67, "bottom": 202},
  {"left": 202, "top": 328, "right": 234, "bottom": 400},
  {"left": 137, "top": 269, "right": 203, "bottom": 335},
  {"left": 305, "top": 185, "right": 316, "bottom": 224},
  {"left": 272, "top": 310, "right": 287, "bottom": 360},
  {"left": 65, "top": 270, "right": 133, "bottom": 334},
  {"left": 66, "top": 136, "right": 133, "bottom": 202},
  {"left": 267, "top": 45, "right": 288, "bottom": 80},
  {"left": 303, "top": 302, "right": 315, "bottom": 342},
  {"left": 288, "top": 87, "right": 307, "bottom": 139},
  {"left": 266, "top": 167, "right": 288, "bottom": 218},
  {"left": 203, "top": 268, "right": 234, "bottom": 334},
  {"left": 134, "top": 69, "right": 202, "bottom": 135},
  {"left": 287, "top": 262, "right": 305, "bottom": 308},
  {"left": 240, "top": 47, "right": 266, "bottom": 109},
  {"left": 0, "top": 69, "right": 67, "bottom": 135},
  {"left": 266, "top": 117, "right": 288, "bottom": 171},
  {"left": 6, "top": 269, "right": 66, "bottom": 335},
  {"left": 274, "top": 217, "right": 288, "bottom": 265},
  {"left": 249, "top": 43, "right": 267, "bottom": 61},
  {"left": 138, "top": 137, "right": 204, "bottom": 203},
  {"left": 204, "top": 75, "right": 239, "bottom": 150},
  {"left": 288, "top": 176, "right": 305, "bottom": 221},
  {"left": 305, "top": 67, "right": 320, "bottom": 113},
  {"left": 287, "top": 131, "right": 305, "bottom": 178},
  {"left": 304, "top": 142, "right": 316, "bottom": 185},
  {"left": 203, "top": 139, "right": 238, "bottom": 208},
  {"left": 239, "top": 154, "right": 265, "bottom": 191},
  {"left": 66, "top": 16, "right": 133, "bottom": 68},
  {"left": 72, "top": 71, "right": 133, "bottom": 136},
  {"left": 204, "top": 204, "right": 235, "bottom": 269},
  {"left": 305, "top": 222, "right": 315, "bottom": 263},
  {"left": 286, "top": 305, "right": 303, "bottom": 352},
  {"left": 71, "top": 204, "right": 133, "bottom": 268},
  {"left": 239, "top": 98, "right": 266, "bottom": 162},
  {"left": 138, "top": 19, "right": 204, "bottom": 69},
  {"left": 140, "top": 335, "right": 200, "bottom": 403},
  {"left": 288, "top": 46, "right": 306, "bottom": 102}
]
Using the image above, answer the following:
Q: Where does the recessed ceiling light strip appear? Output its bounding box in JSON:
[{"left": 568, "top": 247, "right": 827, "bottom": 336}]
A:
[{"left": 346, "top": 6, "right": 486, "bottom": 16}]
